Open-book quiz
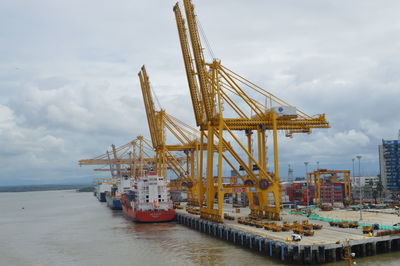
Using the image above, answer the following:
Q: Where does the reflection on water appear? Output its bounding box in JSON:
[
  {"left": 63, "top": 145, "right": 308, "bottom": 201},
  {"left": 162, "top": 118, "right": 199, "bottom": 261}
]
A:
[{"left": 0, "top": 190, "right": 399, "bottom": 266}]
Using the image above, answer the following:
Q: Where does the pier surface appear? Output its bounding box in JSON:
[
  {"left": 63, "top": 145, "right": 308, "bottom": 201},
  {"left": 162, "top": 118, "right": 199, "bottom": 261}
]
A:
[{"left": 176, "top": 207, "right": 400, "bottom": 264}]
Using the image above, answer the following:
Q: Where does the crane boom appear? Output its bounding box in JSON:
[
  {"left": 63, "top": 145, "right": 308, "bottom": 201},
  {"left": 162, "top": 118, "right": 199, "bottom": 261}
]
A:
[
  {"left": 182, "top": 0, "right": 213, "bottom": 121},
  {"left": 139, "top": 66, "right": 160, "bottom": 149},
  {"left": 173, "top": 3, "right": 204, "bottom": 126}
]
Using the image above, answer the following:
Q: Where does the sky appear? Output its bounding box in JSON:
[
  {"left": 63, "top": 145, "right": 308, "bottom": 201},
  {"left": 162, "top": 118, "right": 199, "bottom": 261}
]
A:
[{"left": 0, "top": 0, "right": 399, "bottom": 185}]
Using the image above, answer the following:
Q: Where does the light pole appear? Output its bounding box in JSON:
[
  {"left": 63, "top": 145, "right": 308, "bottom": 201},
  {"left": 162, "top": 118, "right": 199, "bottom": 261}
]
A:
[
  {"left": 304, "top": 162, "right": 309, "bottom": 209},
  {"left": 357, "top": 155, "right": 362, "bottom": 220},
  {"left": 317, "top": 161, "right": 320, "bottom": 170},
  {"left": 352, "top": 158, "right": 355, "bottom": 185}
]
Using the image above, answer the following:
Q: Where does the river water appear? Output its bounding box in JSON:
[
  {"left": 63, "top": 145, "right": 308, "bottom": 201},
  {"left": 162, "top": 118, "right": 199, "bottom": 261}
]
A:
[{"left": 1, "top": 190, "right": 400, "bottom": 266}]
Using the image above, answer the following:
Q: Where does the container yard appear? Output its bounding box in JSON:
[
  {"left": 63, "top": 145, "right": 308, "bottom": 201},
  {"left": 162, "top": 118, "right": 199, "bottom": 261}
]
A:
[{"left": 78, "top": 0, "right": 400, "bottom": 265}]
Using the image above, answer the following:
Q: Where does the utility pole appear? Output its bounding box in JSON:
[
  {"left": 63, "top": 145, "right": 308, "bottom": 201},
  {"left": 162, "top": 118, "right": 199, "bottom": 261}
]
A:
[
  {"left": 352, "top": 158, "right": 355, "bottom": 186},
  {"left": 357, "top": 155, "right": 362, "bottom": 220},
  {"left": 304, "top": 162, "right": 309, "bottom": 210}
]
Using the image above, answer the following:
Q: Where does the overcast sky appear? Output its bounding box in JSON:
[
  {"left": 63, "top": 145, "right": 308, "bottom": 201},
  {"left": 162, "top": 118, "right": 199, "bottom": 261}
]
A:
[{"left": 1, "top": 0, "right": 399, "bottom": 185}]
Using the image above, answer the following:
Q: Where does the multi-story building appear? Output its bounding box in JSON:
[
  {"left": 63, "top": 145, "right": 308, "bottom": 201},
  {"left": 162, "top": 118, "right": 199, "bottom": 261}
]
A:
[
  {"left": 351, "top": 176, "right": 379, "bottom": 187},
  {"left": 379, "top": 136, "right": 400, "bottom": 194}
]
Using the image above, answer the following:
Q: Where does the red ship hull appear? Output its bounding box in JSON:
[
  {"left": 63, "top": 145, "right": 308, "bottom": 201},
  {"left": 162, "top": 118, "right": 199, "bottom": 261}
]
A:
[{"left": 121, "top": 196, "right": 175, "bottom": 222}]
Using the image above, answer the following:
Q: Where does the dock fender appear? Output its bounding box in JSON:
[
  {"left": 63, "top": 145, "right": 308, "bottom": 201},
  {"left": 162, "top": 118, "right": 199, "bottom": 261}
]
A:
[
  {"left": 260, "top": 238, "right": 266, "bottom": 252},
  {"left": 218, "top": 225, "right": 223, "bottom": 238},
  {"left": 254, "top": 236, "right": 261, "bottom": 252},
  {"left": 269, "top": 240, "right": 273, "bottom": 257},
  {"left": 280, "top": 243, "right": 286, "bottom": 261},
  {"left": 245, "top": 234, "right": 250, "bottom": 248},
  {"left": 263, "top": 239, "right": 269, "bottom": 255},
  {"left": 232, "top": 230, "right": 237, "bottom": 243},
  {"left": 225, "top": 227, "right": 230, "bottom": 240},
  {"left": 318, "top": 246, "right": 325, "bottom": 264},
  {"left": 304, "top": 246, "right": 312, "bottom": 264},
  {"left": 292, "top": 245, "right": 300, "bottom": 262}
]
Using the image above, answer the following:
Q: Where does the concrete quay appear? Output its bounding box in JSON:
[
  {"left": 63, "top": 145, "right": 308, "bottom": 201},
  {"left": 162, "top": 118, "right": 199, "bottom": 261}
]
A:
[{"left": 175, "top": 209, "right": 400, "bottom": 264}]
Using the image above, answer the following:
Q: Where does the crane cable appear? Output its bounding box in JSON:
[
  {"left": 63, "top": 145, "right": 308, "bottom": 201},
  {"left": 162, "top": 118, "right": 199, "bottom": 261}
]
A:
[
  {"left": 150, "top": 83, "right": 162, "bottom": 110},
  {"left": 196, "top": 17, "right": 215, "bottom": 60}
]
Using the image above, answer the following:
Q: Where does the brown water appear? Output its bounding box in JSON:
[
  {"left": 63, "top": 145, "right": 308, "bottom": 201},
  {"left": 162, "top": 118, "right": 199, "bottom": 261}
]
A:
[{"left": 1, "top": 190, "right": 399, "bottom": 266}]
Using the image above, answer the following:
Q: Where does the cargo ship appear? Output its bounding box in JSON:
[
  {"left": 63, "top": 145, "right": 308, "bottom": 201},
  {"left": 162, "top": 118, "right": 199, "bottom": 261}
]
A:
[
  {"left": 95, "top": 182, "right": 112, "bottom": 202},
  {"left": 105, "top": 185, "right": 121, "bottom": 210},
  {"left": 105, "top": 178, "right": 131, "bottom": 210},
  {"left": 121, "top": 171, "right": 175, "bottom": 222}
]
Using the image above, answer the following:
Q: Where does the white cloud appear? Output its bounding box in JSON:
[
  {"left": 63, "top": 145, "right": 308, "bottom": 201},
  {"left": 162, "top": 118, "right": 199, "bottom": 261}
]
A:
[
  {"left": 0, "top": 104, "right": 17, "bottom": 131},
  {"left": 1, "top": 0, "right": 400, "bottom": 184}
]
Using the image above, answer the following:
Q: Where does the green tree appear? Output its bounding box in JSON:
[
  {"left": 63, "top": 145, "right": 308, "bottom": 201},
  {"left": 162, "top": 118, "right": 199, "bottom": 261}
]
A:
[
  {"left": 372, "top": 189, "right": 378, "bottom": 204},
  {"left": 376, "top": 180, "right": 384, "bottom": 198},
  {"left": 368, "top": 179, "right": 374, "bottom": 187}
]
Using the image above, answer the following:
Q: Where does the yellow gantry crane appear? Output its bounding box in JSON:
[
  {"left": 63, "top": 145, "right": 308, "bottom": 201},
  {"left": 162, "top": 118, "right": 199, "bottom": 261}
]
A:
[
  {"left": 93, "top": 177, "right": 118, "bottom": 185},
  {"left": 79, "top": 137, "right": 156, "bottom": 179},
  {"left": 173, "top": 0, "right": 330, "bottom": 222},
  {"left": 307, "top": 169, "right": 352, "bottom": 207},
  {"left": 139, "top": 65, "right": 204, "bottom": 205}
]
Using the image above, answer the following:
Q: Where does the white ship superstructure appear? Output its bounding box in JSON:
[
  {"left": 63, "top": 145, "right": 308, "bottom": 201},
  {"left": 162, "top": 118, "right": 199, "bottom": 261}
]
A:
[{"left": 131, "top": 173, "right": 173, "bottom": 211}]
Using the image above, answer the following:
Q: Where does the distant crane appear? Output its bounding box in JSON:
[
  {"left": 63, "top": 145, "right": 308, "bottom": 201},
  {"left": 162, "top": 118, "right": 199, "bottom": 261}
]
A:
[
  {"left": 307, "top": 169, "right": 352, "bottom": 207},
  {"left": 79, "top": 137, "right": 157, "bottom": 179}
]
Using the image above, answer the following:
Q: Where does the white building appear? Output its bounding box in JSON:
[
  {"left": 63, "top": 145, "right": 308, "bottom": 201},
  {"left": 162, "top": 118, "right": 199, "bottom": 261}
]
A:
[{"left": 351, "top": 176, "right": 379, "bottom": 187}]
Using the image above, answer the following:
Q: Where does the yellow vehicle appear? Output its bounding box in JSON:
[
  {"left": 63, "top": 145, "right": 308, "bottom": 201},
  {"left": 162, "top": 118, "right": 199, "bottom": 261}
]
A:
[{"left": 362, "top": 226, "right": 373, "bottom": 234}]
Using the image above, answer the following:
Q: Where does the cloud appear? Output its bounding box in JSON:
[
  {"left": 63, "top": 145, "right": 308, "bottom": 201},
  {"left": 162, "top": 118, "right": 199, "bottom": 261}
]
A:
[{"left": 1, "top": 0, "right": 399, "bottom": 184}]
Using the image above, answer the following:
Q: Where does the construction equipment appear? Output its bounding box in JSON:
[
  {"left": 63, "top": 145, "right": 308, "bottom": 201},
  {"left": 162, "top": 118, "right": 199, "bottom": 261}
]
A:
[
  {"left": 223, "top": 213, "right": 235, "bottom": 220},
  {"left": 173, "top": 0, "right": 329, "bottom": 222},
  {"left": 307, "top": 169, "right": 351, "bottom": 207},
  {"left": 362, "top": 226, "right": 374, "bottom": 234}
]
